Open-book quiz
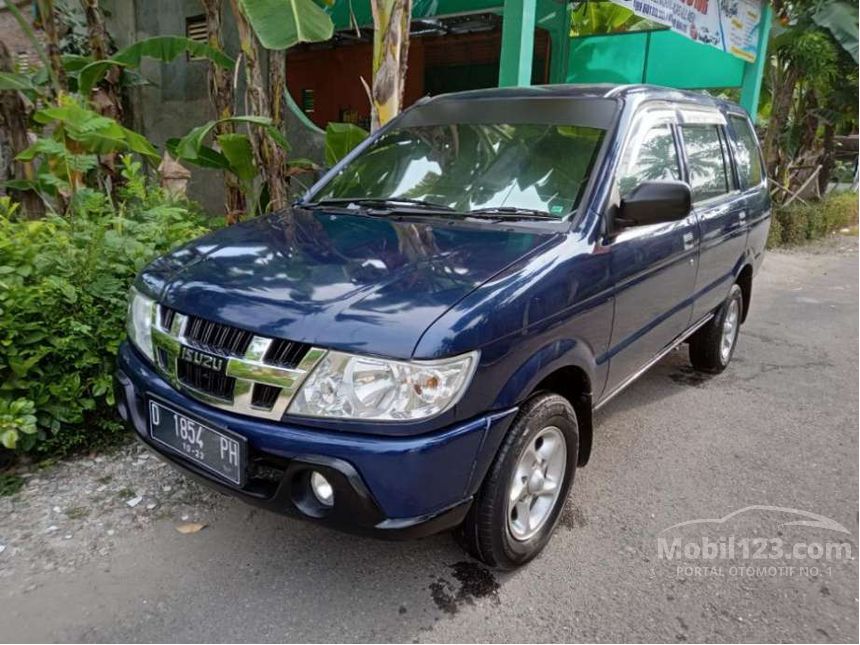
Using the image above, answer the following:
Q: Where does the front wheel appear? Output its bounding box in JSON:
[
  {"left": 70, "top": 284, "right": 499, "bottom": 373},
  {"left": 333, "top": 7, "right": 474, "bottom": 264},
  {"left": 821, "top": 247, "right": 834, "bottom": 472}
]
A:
[
  {"left": 456, "top": 393, "right": 579, "bottom": 569},
  {"left": 689, "top": 283, "right": 744, "bottom": 373}
]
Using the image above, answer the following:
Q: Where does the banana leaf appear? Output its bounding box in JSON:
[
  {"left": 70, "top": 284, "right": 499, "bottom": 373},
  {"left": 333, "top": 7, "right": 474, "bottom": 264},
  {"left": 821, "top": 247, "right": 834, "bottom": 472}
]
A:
[
  {"left": 238, "top": 0, "right": 333, "bottom": 50},
  {"left": 813, "top": 1, "right": 859, "bottom": 62}
]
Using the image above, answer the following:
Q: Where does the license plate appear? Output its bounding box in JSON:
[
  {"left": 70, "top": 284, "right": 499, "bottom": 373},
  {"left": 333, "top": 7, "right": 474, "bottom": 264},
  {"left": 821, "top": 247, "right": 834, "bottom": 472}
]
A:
[{"left": 147, "top": 398, "right": 246, "bottom": 486}]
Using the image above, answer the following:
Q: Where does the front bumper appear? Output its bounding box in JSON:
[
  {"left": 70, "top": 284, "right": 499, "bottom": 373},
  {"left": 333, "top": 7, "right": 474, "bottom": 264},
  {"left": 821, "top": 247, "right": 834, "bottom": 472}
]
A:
[{"left": 115, "top": 342, "right": 516, "bottom": 539}]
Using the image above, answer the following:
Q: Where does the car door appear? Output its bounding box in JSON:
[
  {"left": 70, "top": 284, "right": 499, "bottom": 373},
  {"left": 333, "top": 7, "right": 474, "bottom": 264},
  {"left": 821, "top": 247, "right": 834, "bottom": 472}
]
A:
[
  {"left": 726, "top": 112, "right": 770, "bottom": 269},
  {"left": 602, "top": 106, "right": 700, "bottom": 397},
  {"left": 678, "top": 112, "right": 750, "bottom": 321}
]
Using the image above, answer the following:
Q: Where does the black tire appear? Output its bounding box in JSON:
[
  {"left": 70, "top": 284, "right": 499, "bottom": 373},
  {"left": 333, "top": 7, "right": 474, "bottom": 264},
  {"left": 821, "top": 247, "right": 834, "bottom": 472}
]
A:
[
  {"left": 456, "top": 393, "right": 579, "bottom": 569},
  {"left": 689, "top": 283, "right": 744, "bottom": 374}
]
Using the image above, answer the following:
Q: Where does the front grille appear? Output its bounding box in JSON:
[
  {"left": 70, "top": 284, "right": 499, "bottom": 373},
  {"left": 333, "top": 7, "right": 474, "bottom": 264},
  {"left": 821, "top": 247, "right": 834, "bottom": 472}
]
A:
[
  {"left": 176, "top": 359, "right": 235, "bottom": 401},
  {"left": 184, "top": 313, "right": 254, "bottom": 356},
  {"left": 152, "top": 306, "right": 326, "bottom": 421},
  {"left": 159, "top": 307, "right": 176, "bottom": 331},
  {"left": 251, "top": 383, "right": 281, "bottom": 409},
  {"left": 265, "top": 338, "right": 311, "bottom": 368}
]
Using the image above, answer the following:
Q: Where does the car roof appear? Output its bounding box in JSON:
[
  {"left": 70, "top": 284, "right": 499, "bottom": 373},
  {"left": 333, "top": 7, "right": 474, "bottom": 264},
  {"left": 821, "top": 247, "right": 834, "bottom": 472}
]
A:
[{"left": 419, "top": 83, "right": 745, "bottom": 115}]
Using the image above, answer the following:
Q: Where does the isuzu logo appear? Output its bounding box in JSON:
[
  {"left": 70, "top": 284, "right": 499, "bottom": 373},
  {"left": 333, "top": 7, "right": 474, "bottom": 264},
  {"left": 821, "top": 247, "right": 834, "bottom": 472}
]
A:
[{"left": 180, "top": 346, "right": 225, "bottom": 372}]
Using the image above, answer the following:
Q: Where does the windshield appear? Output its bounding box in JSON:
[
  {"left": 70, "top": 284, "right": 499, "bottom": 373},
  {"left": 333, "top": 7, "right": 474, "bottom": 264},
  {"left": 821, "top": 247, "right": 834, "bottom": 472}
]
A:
[{"left": 310, "top": 123, "right": 605, "bottom": 218}]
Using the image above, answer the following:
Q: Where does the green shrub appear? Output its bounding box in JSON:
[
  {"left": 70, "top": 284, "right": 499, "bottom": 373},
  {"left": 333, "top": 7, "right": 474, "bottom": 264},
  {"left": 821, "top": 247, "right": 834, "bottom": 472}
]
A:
[
  {"left": 772, "top": 192, "right": 859, "bottom": 247},
  {"left": 0, "top": 158, "right": 211, "bottom": 457},
  {"left": 820, "top": 191, "right": 859, "bottom": 231},
  {"left": 775, "top": 205, "right": 809, "bottom": 245},
  {"left": 766, "top": 214, "right": 783, "bottom": 248}
]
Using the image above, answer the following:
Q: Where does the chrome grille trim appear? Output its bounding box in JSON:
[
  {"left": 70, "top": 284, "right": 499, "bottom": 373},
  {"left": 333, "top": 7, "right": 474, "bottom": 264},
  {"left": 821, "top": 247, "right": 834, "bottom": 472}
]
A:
[{"left": 150, "top": 305, "right": 326, "bottom": 421}]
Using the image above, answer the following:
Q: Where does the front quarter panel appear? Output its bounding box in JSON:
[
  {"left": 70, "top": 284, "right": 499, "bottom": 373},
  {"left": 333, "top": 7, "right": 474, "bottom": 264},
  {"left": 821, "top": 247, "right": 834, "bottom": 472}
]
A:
[{"left": 414, "top": 225, "right": 614, "bottom": 418}]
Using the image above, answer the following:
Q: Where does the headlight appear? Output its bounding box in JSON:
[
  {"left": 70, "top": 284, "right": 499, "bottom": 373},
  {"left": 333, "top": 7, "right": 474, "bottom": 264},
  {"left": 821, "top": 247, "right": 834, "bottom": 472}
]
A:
[
  {"left": 126, "top": 286, "right": 155, "bottom": 363},
  {"left": 288, "top": 350, "right": 478, "bottom": 421}
]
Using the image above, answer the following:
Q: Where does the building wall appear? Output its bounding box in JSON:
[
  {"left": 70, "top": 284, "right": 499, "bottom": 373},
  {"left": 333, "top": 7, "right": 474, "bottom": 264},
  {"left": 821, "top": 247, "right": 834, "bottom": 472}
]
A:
[
  {"left": 0, "top": 1, "right": 41, "bottom": 69},
  {"left": 104, "top": 0, "right": 325, "bottom": 214}
]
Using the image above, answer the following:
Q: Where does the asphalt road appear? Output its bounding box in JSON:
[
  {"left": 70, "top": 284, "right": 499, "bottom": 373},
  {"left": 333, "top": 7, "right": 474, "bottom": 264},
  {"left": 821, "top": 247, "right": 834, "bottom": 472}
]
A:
[{"left": 2, "top": 238, "right": 858, "bottom": 643}]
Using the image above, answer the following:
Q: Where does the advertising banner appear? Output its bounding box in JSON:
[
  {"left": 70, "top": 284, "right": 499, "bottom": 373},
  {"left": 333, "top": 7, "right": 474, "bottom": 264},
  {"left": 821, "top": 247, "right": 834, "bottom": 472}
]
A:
[{"left": 608, "top": 0, "right": 763, "bottom": 62}]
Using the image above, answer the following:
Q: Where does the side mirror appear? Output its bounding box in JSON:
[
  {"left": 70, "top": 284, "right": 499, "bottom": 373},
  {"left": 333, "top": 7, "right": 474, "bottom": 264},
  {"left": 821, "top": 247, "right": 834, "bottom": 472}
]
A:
[{"left": 617, "top": 180, "right": 692, "bottom": 228}]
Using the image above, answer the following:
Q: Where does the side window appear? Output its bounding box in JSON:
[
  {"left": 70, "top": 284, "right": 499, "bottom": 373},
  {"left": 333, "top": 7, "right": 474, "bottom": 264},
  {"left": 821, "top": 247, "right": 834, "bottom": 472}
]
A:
[
  {"left": 729, "top": 115, "right": 764, "bottom": 188},
  {"left": 617, "top": 123, "right": 681, "bottom": 198},
  {"left": 681, "top": 124, "right": 731, "bottom": 202}
]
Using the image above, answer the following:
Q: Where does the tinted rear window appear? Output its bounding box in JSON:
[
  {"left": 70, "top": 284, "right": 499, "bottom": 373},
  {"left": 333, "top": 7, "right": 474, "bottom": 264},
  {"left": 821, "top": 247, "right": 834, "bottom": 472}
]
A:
[
  {"left": 729, "top": 115, "right": 764, "bottom": 188},
  {"left": 681, "top": 125, "right": 731, "bottom": 202}
]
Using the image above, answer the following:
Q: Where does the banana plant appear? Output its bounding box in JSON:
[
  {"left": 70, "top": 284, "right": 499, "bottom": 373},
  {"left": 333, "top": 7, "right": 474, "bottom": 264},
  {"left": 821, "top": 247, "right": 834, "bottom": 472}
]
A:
[
  {"left": 569, "top": 1, "right": 648, "bottom": 37},
  {"left": 220, "top": 0, "right": 335, "bottom": 214},
  {"left": 6, "top": 97, "right": 160, "bottom": 210},
  {"left": 324, "top": 122, "right": 369, "bottom": 166},
  {"left": 167, "top": 115, "right": 316, "bottom": 219},
  {"left": 76, "top": 35, "right": 236, "bottom": 96},
  {"left": 0, "top": 36, "right": 234, "bottom": 100},
  {"left": 369, "top": 0, "right": 412, "bottom": 131},
  {"left": 237, "top": 0, "right": 334, "bottom": 49}
]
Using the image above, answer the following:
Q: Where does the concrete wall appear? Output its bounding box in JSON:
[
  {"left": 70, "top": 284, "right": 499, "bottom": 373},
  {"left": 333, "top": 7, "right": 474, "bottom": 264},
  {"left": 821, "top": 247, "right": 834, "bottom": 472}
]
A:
[
  {"left": 103, "top": 0, "right": 324, "bottom": 214},
  {"left": 1, "top": 0, "right": 40, "bottom": 67}
]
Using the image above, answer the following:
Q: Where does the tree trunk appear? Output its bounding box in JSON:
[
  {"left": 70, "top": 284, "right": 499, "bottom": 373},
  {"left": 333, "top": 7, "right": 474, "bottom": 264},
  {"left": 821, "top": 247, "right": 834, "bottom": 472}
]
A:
[
  {"left": 369, "top": 0, "right": 412, "bottom": 132},
  {"left": 228, "top": 0, "right": 289, "bottom": 213},
  {"left": 35, "top": 0, "right": 68, "bottom": 95},
  {"left": 202, "top": 0, "right": 245, "bottom": 222},
  {"left": 81, "top": 0, "right": 110, "bottom": 59},
  {"left": 762, "top": 60, "right": 800, "bottom": 185},
  {"left": 266, "top": 48, "right": 291, "bottom": 207},
  {"left": 0, "top": 42, "right": 44, "bottom": 218},
  {"left": 818, "top": 121, "right": 836, "bottom": 194}
]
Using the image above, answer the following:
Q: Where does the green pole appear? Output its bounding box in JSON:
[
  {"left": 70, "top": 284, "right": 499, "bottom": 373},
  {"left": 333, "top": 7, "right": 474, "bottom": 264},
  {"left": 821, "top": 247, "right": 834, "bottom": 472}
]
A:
[
  {"left": 739, "top": 2, "right": 772, "bottom": 118},
  {"left": 542, "top": 0, "right": 571, "bottom": 84},
  {"left": 499, "top": 0, "right": 537, "bottom": 87}
]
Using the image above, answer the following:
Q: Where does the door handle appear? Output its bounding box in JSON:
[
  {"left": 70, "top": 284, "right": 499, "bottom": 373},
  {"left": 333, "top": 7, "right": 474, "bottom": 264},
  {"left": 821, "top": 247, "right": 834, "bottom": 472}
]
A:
[
  {"left": 738, "top": 210, "right": 747, "bottom": 221},
  {"left": 683, "top": 232, "right": 696, "bottom": 250}
]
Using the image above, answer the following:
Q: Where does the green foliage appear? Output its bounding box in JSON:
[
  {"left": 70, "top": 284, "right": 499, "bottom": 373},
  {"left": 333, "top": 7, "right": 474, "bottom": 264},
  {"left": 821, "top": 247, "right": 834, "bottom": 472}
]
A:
[
  {"left": 812, "top": 1, "right": 859, "bottom": 63},
  {"left": 569, "top": 1, "right": 650, "bottom": 37},
  {"left": 0, "top": 473, "right": 24, "bottom": 497},
  {"left": 0, "top": 198, "right": 20, "bottom": 219},
  {"left": 6, "top": 97, "right": 159, "bottom": 210},
  {"left": 78, "top": 36, "right": 236, "bottom": 95},
  {"left": 324, "top": 122, "right": 369, "bottom": 166},
  {"left": 768, "top": 192, "right": 859, "bottom": 248},
  {"left": 0, "top": 398, "right": 38, "bottom": 450},
  {"left": 0, "top": 72, "right": 38, "bottom": 92},
  {"left": 167, "top": 116, "right": 315, "bottom": 216},
  {"left": 0, "top": 159, "right": 210, "bottom": 456},
  {"left": 238, "top": 0, "right": 334, "bottom": 50},
  {"left": 171, "top": 116, "right": 290, "bottom": 165}
]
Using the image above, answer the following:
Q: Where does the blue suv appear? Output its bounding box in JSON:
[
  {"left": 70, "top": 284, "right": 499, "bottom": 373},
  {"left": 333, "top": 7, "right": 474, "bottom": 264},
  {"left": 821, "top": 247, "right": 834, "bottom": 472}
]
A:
[{"left": 116, "top": 84, "right": 770, "bottom": 568}]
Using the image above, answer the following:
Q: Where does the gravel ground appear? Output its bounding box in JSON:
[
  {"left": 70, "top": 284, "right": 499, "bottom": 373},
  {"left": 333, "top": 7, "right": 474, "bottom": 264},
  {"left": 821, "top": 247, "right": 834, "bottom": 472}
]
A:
[
  {"left": 0, "top": 444, "right": 222, "bottom": 579},
  {"left": 0, "top": 235, "right": 857, "bottom": 643}
]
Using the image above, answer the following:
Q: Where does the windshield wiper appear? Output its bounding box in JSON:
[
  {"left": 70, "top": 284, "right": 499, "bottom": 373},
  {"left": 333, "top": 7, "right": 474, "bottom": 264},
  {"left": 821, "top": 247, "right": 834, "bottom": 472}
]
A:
[
  {"left": 306, "top": 197, "right": 456, "bottom": 212},
  {"left": 467, "top": 206, "right": 557, "bottom": 220}
]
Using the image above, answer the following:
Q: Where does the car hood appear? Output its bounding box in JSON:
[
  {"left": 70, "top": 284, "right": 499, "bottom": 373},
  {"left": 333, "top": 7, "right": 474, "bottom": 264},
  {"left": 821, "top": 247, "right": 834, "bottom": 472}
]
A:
[{"left": 140, "top": 208, "right": 559, "bottom": 358}]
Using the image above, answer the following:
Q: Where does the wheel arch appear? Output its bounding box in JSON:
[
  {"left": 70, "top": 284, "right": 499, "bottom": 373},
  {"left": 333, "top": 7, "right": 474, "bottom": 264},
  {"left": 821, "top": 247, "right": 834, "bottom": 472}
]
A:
[
  {"left": 493, "top": 339, "right": 598, "bottom": 468},
  {"left": 531, "top": 365, "right": 594, "bottom": 467},
  {"left": 736, "top": 263, "right": 754, "bottom": 323}
]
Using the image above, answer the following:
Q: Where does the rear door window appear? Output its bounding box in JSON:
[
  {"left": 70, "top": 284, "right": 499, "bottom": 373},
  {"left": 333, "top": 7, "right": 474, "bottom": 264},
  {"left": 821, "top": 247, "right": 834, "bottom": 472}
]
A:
[
  {"left": 681, "top": 124, "right": 731, "bottom": 203},
  {"left": 728, "top": 115, "right": 764, "bottom": 189}
]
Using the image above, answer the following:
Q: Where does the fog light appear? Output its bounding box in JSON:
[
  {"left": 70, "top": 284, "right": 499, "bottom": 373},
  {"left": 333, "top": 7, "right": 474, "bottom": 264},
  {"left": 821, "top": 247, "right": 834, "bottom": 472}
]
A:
[{"left": 310, "top": 471, "right": 334, "bottom": 507}]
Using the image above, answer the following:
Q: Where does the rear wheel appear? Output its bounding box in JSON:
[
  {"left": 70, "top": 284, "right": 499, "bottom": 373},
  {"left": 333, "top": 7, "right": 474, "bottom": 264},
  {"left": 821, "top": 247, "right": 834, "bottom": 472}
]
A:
[
  {"left": 457, "top": 393, "right": 578, "bottom": 569},
  {"left": 689, "top": 283, "right": 743, "bottom": 373}
]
